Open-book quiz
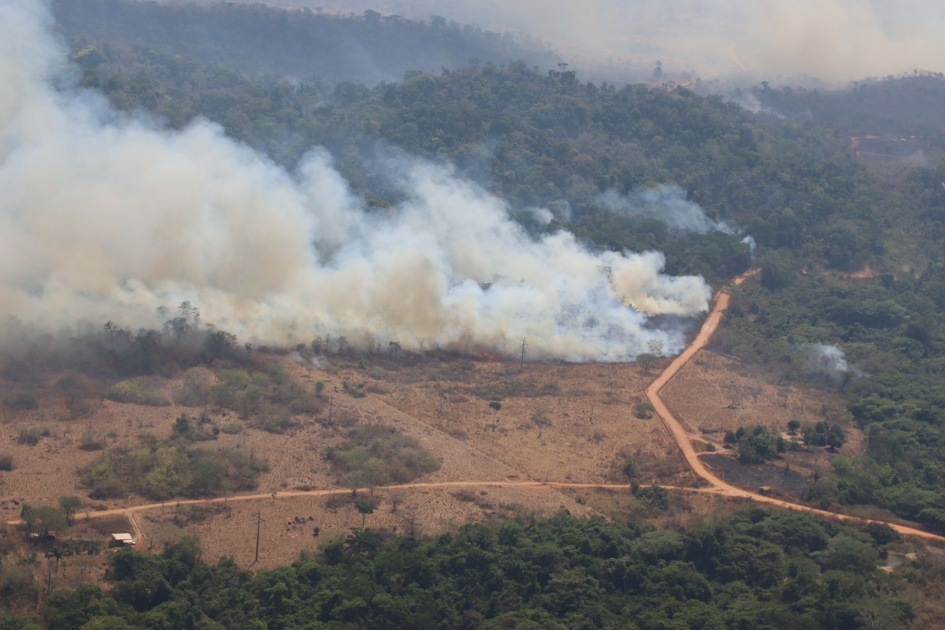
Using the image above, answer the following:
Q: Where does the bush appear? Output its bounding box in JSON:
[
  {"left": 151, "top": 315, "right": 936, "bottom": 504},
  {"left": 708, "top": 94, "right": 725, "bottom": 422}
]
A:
[
  {"left": 636, "top": 486, "right": 670, "bottom": 510},
  {"left": 17, "top": 426, "right": 50, "bottom": 446},
  {"left": 220, "top": 420, "right": 243, "bottom": 435},
  {"left": 106, "top": 377, "right": 170, "bottom": 406},
  {"left": 633, "top": 402, "right": 655, "bottom": 419},
  {"left": 79, "top": 430, "right": 105, "bottom": 451},
  {"left": 175, "top": 367, "right": 214, "bottom": 406},
  {"left": 0, "top": 453, "right": 14, "bottom": 471},
  {"left": 734, "top": 425, "right": 785, "bottom": 464},
  {"left": 172, "top": 413, "right": 218, "bottom": 442},
  {"left": 81, "top": 446, "right": 266, "bottom": 501},
  {"left": 325, "top": 424, "right": 440, "bottom": 488},
  {"left": 249, "top": 405, "right": 293, "bottom": 434},
  {"left": 3, "top": 390, "right": 38, "bottom": 410}
]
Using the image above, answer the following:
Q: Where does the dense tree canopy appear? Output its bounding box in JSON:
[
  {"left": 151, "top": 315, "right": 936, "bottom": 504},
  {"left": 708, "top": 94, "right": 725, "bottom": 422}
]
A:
[{"left": 4, "top": 510, "right": 916, "bottom": 629}]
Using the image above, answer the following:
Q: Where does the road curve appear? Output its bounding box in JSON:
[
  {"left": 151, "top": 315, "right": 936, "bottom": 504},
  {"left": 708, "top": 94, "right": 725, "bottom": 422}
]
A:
[
  {"left": 646, "top": 270, "right": 945, "bottom": 543},
  {"left": 8, "top": 270, "right": 945, "bottom": 544}
]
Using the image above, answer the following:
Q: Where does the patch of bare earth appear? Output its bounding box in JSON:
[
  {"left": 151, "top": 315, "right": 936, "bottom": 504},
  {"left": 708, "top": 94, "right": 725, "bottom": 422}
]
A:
[
  {"left": 330, "top": 358, "right": 691, "bottom": 487},
  {"left": 661, "top": 349, "right": 863, "bottom": 494}
]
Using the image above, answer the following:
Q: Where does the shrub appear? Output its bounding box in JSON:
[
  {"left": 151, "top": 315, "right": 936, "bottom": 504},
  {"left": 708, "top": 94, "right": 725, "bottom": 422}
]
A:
[
  {"left": 735, "top": 425, "right": 785, "bottom": 464},
  {"left": 249, "top": 405, "right": 293, "bottom": 434},
  {"left": 633, "top": 402, "right": 655, "bottom": 419},
  {"left": 0, "top": 453, "right": 14, "bottom": 471},
  {"left": 175, "top": 367, "right": 214, "bottom": 406},
  {"left": 172, "top": 413, "right": 218, "bottom": 442},
  {"left": 220, "top": 420, "right": 243, "bottom": 435},
  {"left": 17, "top": 426, "right": 50, "bottom": 446},
  {"left": 3, "top": 390, "right": 38, "bottom": 410},
  {"left": 106, "top": 377, "right": 170, "bottom": 406},
  {"left": 636, "top": 485, "right": 670, "bottom": 510},
  {"left": 325, "top": 424, "right": 440, "bottom": 487},
  {"left": 81, "top": 446, "right": 266, "bottom": 501},
  {"left": 79, "top": 430, "right": 105, "bottom": 451},
  {"left": 531, "top": 409, "right": 552, "bottom": 427}
]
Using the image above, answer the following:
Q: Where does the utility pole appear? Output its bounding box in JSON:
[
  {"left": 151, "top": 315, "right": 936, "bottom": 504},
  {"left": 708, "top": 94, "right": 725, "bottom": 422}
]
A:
[
  {"left": 520, "top": 337, "right": 527, "bottom": 373},
  {"left": 328, "top": 396, "right": 333, "bottom": 425},
  {"left": 253, "top": 510, "right": 265, "bottom": 565}
]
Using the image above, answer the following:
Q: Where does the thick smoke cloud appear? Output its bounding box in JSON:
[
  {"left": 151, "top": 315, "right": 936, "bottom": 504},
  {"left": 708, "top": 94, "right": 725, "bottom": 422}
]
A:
[
  {"left": 0, "top": 0, "right": 712, "bottom": 362},
  {"left": 291, "top": 0, "right": 945, "bottom": 82},
  {"left": 599, "top": 186, "right": 733, "bottom": 235}
]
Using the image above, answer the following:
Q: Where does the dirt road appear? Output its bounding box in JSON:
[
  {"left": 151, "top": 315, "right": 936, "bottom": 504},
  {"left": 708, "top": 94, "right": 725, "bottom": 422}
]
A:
[
  {"left": 646, "top": 270, "right": 945, "bottom": 543},
  {"left": 9, "top": 269, "right": 945, "bottom": 544}
]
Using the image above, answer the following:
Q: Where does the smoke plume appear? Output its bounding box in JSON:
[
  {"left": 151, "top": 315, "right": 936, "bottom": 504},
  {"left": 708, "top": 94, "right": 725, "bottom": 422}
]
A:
[
  {"left": 599, "top": 186, "right": 733, "bottom": 235},
  {"left": 0, "top": 0, "right": 712, "bottom": 362},
  {"left": 290, "top": 0, "right": 945, "bottom": 83},
  {"left": 801, "top": 343, "right": 851, "bottom": 382}
]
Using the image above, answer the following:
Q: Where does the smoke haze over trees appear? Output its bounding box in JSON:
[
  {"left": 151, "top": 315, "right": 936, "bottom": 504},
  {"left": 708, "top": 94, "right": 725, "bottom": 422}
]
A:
[
  {"left": 213, "top": 0, "right": 945, "bottom": 84},
  {"left": 52, "top": 0, "right": 560, "bottom": 88},
  {"left": 2, "top": 0, "right": 716, "bottom": 362}
]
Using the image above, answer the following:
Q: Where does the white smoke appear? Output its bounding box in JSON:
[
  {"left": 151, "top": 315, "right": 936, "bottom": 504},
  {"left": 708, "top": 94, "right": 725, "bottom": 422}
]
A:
[
  {"left": 0, "top": 0, "right": 713, "bottom": 362},
  {"left": 741, "top": 235, "right": 757, "bottom": 256},
  {"left": 801, "top": 343, "right": 851, "bottom": 381},
  {"left": 726, "top": 92, "right": 785, "bottom": 119},
  {"left": 599, "top": 185, "right": 733, "bottom": 235}
]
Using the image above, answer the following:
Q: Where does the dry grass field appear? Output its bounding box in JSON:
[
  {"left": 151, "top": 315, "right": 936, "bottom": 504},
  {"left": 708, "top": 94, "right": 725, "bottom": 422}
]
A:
[
  {"left": 331, "top": 357, "right": 692, "bottom": 486},
  {"left": 662, "top": 349, "right": 852, "bottom": 443},
  {"left": 0, "top": 345, "right": 868, "bottom": 567}
]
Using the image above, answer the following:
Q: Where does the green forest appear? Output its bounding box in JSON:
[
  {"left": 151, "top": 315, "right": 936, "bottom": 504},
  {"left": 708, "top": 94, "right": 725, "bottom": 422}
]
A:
[{"left": 2, "top": 510, "right": 933, "bottom": 629}]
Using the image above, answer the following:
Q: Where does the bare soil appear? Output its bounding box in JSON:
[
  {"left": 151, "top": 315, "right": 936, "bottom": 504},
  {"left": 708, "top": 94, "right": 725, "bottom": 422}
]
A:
[
  {"left": 331, "top": 359, "right": 692, "bottom": 486},
  {"left": 661, "top": 349, "right": 853, "bottom": 446}
]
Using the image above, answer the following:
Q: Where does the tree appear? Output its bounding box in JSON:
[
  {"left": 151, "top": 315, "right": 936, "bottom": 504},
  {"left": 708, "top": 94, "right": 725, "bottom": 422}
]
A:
[
  {"left": 636, "top": 486, "right": 670, "bottom": 510},
  {"left": 172, "top": 413, "right": 194, "bottom": 437},
  {"left": 20, "top": 504, "right": 68, "bottom": 538},
  {"left": 787, "top": 419, "right": 801, "bottom": 434},
  {"left": 489, "top": 401, "right": 501, "bottom": 422},
  {"left": 622, "top": 458, "right": 639, "bottom": 479},
  {"left": 58, "top": 496, "right": 82, "bottom": 525},
  {"left": 203, "top": 329, "right": 237, "bottom": 362},
  {"left": 354, "top": 500, "right": 374, "bottom": 529}
]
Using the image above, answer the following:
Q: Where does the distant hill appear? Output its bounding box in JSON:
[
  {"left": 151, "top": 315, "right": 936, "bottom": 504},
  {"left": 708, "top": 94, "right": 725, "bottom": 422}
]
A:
[
  {"left": 52, "top": 0, "right": 560, "bottom": 87},
  {"left": 753, "top": 74, "right": 945, "bottom": 142}
]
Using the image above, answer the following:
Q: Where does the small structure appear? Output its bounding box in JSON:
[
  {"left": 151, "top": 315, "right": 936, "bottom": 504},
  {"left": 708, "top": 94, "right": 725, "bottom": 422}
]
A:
[
  {"left": 110, "top": 533, "right": 136, "bottom": 547},
  {"left": 758, "top": 486, "right": 772, "bottom": 496}
]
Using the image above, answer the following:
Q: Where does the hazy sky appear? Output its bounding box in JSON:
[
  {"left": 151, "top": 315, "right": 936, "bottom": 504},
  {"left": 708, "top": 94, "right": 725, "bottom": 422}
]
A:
[{"left": 256, "top": 0, "right": 945, "bottom": 83}]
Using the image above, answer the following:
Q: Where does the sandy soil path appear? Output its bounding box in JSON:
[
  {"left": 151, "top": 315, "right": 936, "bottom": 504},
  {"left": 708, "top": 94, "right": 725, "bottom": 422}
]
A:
[
  {"left": 646, "top": 270, "right": 945, "bottom": 543},
  {"left": 9, "top": 269, "right": 945, "bottom": 544}
]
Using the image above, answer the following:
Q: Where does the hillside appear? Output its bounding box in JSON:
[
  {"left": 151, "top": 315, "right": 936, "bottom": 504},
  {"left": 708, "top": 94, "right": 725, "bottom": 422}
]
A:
[{"left": 52, "top": 0, "right": 559, "bottom": 88}]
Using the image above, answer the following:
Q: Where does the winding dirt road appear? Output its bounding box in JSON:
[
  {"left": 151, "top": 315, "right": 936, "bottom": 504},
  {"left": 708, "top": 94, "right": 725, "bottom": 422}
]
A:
[
  {"left": 646, "top": 270, "right": 945, "bottom": 542},
  {"left": 9, "top": 270, "right": 945, "bottom": 544}
]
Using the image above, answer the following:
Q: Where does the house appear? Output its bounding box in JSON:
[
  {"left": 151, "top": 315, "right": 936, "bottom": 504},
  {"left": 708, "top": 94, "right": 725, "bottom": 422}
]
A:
[{"left": 110, "top": 533, "right": 136, "bottom": 547}]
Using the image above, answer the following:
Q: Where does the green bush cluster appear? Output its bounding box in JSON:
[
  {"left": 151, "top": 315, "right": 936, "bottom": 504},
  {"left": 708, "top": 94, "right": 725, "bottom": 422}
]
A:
[
  {"left": 325, "top": 425, "right": 440, "bottom": 488},
  {"left": 105, "top": 377, "right": 170, "bottom": 406},
  {"left": 80, "top": 445, "right": 266, "bottom": 500}
]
